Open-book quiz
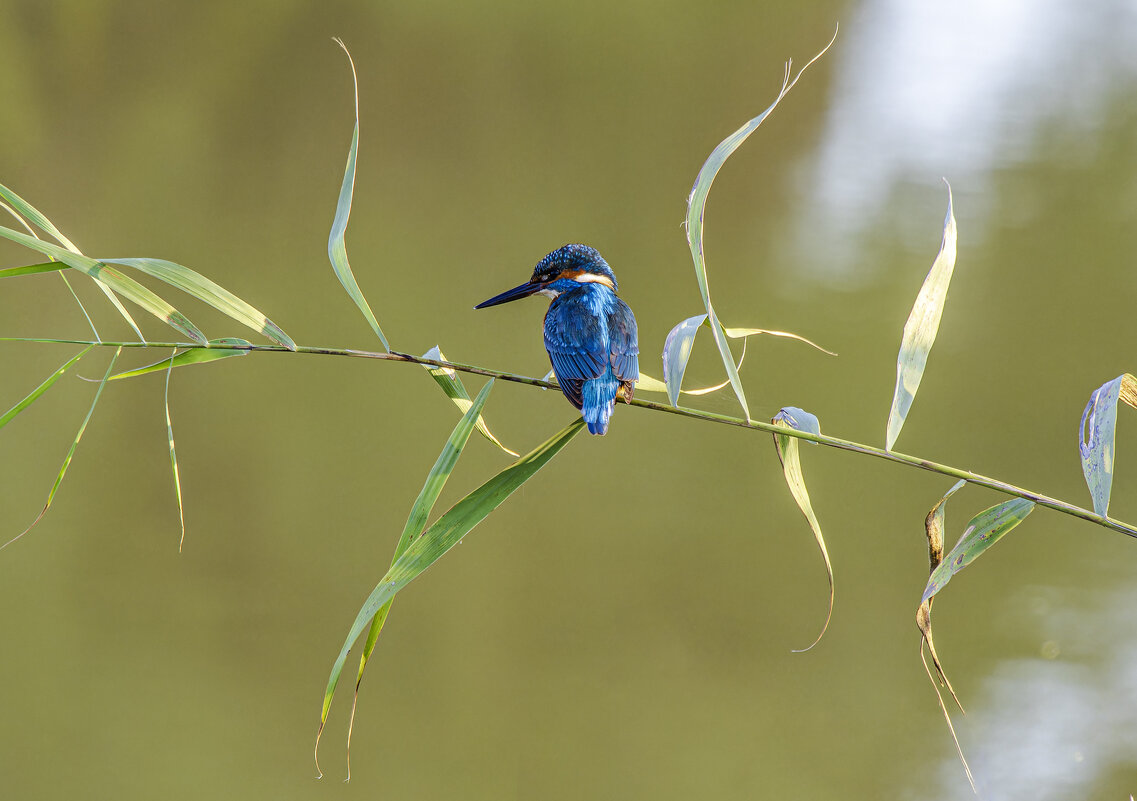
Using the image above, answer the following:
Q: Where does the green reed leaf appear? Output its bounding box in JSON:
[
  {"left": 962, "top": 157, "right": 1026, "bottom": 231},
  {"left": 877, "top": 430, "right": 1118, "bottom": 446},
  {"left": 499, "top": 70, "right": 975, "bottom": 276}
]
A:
[
  {"left": 316, "top": 415, "right": 585, "bottom": 775},
  {"left": 1079, "top": 373, "right": 1137, "bottom": 518},
  {"left": 684, "top": 32, "right": 836, "bottom": 422},
  {"left": 773, "top": 407, "right": 833, "bottom": 652},
  {"left": 334, "top": 379, "right": 495, "bottom": 779},
  {"left": 0, "top": 182, "right": 145, "bottom": 339},
  {"left": 108, "top": 338, "right": 251, "bottom": 380},
  {"left": 104, "top": 259, "right": 295, "bottom": 350},
  {"left": 921, "top": 497, "right": 1034, "bottom": 605},
  {"left": 886, "top": 181, "right": 958, "bottom": 451},
  {"left": 0, "top": 225, "right": 204, "bottom": 344},
  {"left": 2, "top": 347, "right": 121, "bottom": 550},
  {"left": 0, "top": 346, "right": 93, "bottom": 430},
  {"left": 0, "top": 262, "right": 68, "bottom": 279},
  {"left": 421, "top": 346, "right": 518, "bottom": 457},
  {"left": 327, "top": 39, "right": 389, "bottom": 351}
]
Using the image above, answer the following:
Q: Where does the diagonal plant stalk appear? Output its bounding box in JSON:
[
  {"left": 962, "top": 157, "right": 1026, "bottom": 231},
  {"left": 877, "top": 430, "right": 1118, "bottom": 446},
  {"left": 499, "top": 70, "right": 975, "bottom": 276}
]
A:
[{"left": 6, "top": 334, "right": 1136, "bottom": 540}]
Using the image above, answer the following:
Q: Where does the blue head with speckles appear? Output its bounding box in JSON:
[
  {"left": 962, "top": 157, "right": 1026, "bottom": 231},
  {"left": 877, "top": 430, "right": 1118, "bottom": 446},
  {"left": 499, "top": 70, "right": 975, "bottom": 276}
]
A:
[{"left": 530, "top": 244, "right": 618, "bottom": 293}]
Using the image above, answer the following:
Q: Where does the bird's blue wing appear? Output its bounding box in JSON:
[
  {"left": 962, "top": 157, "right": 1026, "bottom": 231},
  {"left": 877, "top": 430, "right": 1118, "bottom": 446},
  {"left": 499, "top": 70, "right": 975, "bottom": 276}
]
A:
[
  {"left": 544, "top": 297, "right": 607, "bottom": 410},
  {"left": 608, "top": 298, "right": 639, "bottom": 382}
]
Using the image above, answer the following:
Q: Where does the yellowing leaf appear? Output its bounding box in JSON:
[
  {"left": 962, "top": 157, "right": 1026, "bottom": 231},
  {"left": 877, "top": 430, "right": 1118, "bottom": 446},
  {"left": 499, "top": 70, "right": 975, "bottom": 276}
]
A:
[{"left": 886, "top": 181, "right": 958, "bottom": 451}]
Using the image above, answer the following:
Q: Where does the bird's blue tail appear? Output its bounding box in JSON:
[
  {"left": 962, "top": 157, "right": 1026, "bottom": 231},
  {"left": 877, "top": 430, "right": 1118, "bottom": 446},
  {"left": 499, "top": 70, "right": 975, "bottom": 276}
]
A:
[{"left": 581, "top": 371, "right": 619, "bottom": 435}]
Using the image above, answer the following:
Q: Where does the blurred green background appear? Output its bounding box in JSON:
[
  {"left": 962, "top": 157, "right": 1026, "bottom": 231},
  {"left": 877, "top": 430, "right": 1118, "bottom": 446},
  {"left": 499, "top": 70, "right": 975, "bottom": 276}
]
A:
[{"left": 2, "top": 1, "right": 1136, "bottom": 799}]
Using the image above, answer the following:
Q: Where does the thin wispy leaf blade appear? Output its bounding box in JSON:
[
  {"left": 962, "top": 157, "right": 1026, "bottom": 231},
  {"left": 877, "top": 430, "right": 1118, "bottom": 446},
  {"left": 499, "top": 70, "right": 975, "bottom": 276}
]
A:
[
  {"left": 0, "top": 346, "right": 93, "bottom": 429},
  {"left": 162, "top": 349, "right": 186, "bottom": 551},
  {"left": 327, "top": 39, "right": 390, "bottom": 351},
  {"left": 317, "top": 417, "right": 585, "bottom": 773},
  {"left": 921, "top": 498, "right": 1034, "bottom": 605},
  {"left": 335, "top": 379, "right": 495, "bottom": 779},
  {"left": 772, "top": 407, "right": 833, "bottom": 652},
  {"left": 2, "top": 347, "right": 121, "bottom": 550},
  {"left": 104, "top": 258, "right": 295, "bottom": 350},
  {"left": 0, "top": 225, "right": 205, "bottom": 344},
  {"left": 684, "top": 32, "right": 836, "bottom": 422},
  {"left": 722, "top": 326, "right": 836, "bottom": 356},
  {"left": 0, "top": 183, "right": 144, "bottom": 339},
  {"left": 915, "top": 479, "right": 976, "bottom": 795},
  {"left": 109, "top": 338, "right": 251, "bottom": 381},
  {"left": 0, "top": 262, "right": 68, "bottom": 279},
  {"left": 1079, "top": 373, "right": 1137, "bottom": 518},
  {"left": 886, "top": 181, "right": 958, "bottom": 451},
  {"left": 662, "top": 314, "right": 706, "bottom": 406},
  {"left": 421, "top": 346, "right": 518, "bottom": 457},
  {"left": 632, "top": 373, "right": 668, "bottom": 393},
  {"left": 0, "top": 181, "right": 81, "bottom": 251}
]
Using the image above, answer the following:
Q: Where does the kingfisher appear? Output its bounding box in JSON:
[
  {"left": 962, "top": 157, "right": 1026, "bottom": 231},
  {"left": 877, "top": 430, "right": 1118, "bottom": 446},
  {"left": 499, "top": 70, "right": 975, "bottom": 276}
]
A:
[{"left": 475, "top": 244, "right": 639, "bottom": 435}]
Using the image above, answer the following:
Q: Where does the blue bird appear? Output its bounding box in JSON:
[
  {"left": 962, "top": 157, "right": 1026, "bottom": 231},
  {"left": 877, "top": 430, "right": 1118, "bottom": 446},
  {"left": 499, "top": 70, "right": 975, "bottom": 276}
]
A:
[{"left": 475, "top": 244, "right": 639, "bottom": 435}]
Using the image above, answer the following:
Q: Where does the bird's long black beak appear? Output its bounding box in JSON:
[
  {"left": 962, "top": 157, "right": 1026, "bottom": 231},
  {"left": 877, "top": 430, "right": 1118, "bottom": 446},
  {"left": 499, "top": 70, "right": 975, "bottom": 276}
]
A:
[{"left": 474, "top": 281, "right": 544, "bottom": 309}]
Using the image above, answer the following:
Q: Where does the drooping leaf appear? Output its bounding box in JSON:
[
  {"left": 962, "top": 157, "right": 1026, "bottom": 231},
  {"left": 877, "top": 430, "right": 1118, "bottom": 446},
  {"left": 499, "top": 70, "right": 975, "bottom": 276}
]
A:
[
  {"left": 103, "top": 258, "right": 295, "bottom": 350},
  {"left": 921, "top": 497, "right": 1034, "bottom": 605},
  {"left": 663, "top": 314, "right": 706, "bottom": 406},
  {"left": 684, "top": 32, "right": 836, "bottom": 422},
  {"left": 915, "top": 479, "right": 973, "bottom": 794},
  {"left": 0, "top": 182, "right": 145, "bottom": 339},
  {"left": 336, "top": 379, "right": 495, "bottom": 779},
  {"left": 772, "top": 407, "right": 832, "bottom": 652},
  {"left": 161, "top": 349, "right": 187, "bottom": 552},
  {"left": 2, "top": 347, "right": 121, "bottom": 550},
  {"left": 1079, "top": 373, "right": 1137, "bottom": 518},
  {"left": 316, "top": 416, "right": 585, "bottom": 774},
  {"left": 0, "top": 346, "right": 93, "bottom": 430},
  {"left": 327, "top": 39, "right": 390, "bottom": 351},
  {"left": 421, "top": 346, "right": 518, "bottom": 457},
  {"left": 662, "top": 315, "right": 833, "bottom": 406},
  {"left": 0, "top": 225, "right": 204, "bottom": 344},
  {"left": 885, "top": 181, "right": 958, "bottom": 451},
  {"left": 109, "top": 338, "right": 251, "bottom": 380}
]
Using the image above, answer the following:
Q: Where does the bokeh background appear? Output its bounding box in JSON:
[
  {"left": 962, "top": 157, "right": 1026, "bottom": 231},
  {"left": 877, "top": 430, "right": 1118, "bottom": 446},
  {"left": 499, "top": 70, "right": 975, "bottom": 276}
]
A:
[{"left": 2, "top": 1, "right": 1136, "bottom": 799}]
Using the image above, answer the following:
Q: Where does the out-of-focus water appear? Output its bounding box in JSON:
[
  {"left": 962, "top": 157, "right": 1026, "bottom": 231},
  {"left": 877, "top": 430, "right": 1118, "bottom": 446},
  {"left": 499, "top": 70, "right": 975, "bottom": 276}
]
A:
[{"left": 1, "top": 2, "right": 1135, "bottom": 799}]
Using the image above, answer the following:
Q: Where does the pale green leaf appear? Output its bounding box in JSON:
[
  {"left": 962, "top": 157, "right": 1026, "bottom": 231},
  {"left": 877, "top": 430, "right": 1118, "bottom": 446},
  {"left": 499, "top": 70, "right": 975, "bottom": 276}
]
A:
[
  {"left": 684, "top": 32, "right": 836, "bottom": 422},
  {"left": 0, "top": 224, "right": 204, "bottom": 344},
  {"left": 885, "top": 181, "right": 958, "bottom": 451},
  {"left": 109, "top": 338, "right": 251, "bottom": 380},
  {"left": 0, "top": 346, "right": 93, "bottom": 429},
  {"left": 317, "top": 416, "right": 585, "bottom": 773},
  {"left": 921, "top": 498, "right": 1035, "bottom": 604},
  {"left": 104, "top": 258, "right": 295, "bottom": 350},
  {"left": 2, "top": 347, "right": 121, "bottom": 550},
  {"left": 327, "top": 39, "right": 389, "bottom": 351},
  {"left": 421, "top": 346, "right": 518, "bottom": 457},
  {"left": 1079, "top": 373, "right": 1137, "bottom": 518},
  {"left": 772, "top": 407, "right": 832, "bottom": 652}
]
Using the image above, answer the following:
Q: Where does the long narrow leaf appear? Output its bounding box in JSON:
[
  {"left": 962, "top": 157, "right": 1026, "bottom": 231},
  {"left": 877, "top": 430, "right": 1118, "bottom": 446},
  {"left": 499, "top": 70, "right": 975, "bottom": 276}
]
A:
[
  {"left": 662, "top": 315, "right": 834, "bottom": 406},
  {"left": 0, "top": 225, "right": 204, "bottom": 344},
  {"left": 0, "top": 262, "right": 68, "bottom": 279},
  {"left": 109, "top": 338, "right": 251, "bottom": 381},
  {"left": 885, "top": 181, "right": 958, "bottom": 451},
  {"left": 0, "top": 346, "right": 93, "bottom": 429},
  {"left": 0, "top": 182, "right": 144, "bottom": 339},
  {"left": 421, "top": 346, "right": 517, "bottom": 457},
  {"left": 921, "top": 498, "right": 1034, "bottom": 604},
  {"left": 163, "top": 349, "right": 186, "bottom": 551},
  {"left": 2, "top": 347, "right": 121, "bottom": 550},
  {"left": 328, "top": 39, "right": 389, "bottom": 351},
  {"left": 684, "top": 32, "right": 836, "bottom": 422},
  {"left": 317, "top": 417, "right": 585, "bottom": 771},
  {"left": 1079, "top": 373, "right": 1137, "bottom": 518},
  {"left": 772, "top": 407, "right": 833, "bottom": 652},
  {"left": 336, "top": 379, "right": 495, "bottom": 778},
  {"left": 104, "top": 258, "right": 295, "bottom": 350}
]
